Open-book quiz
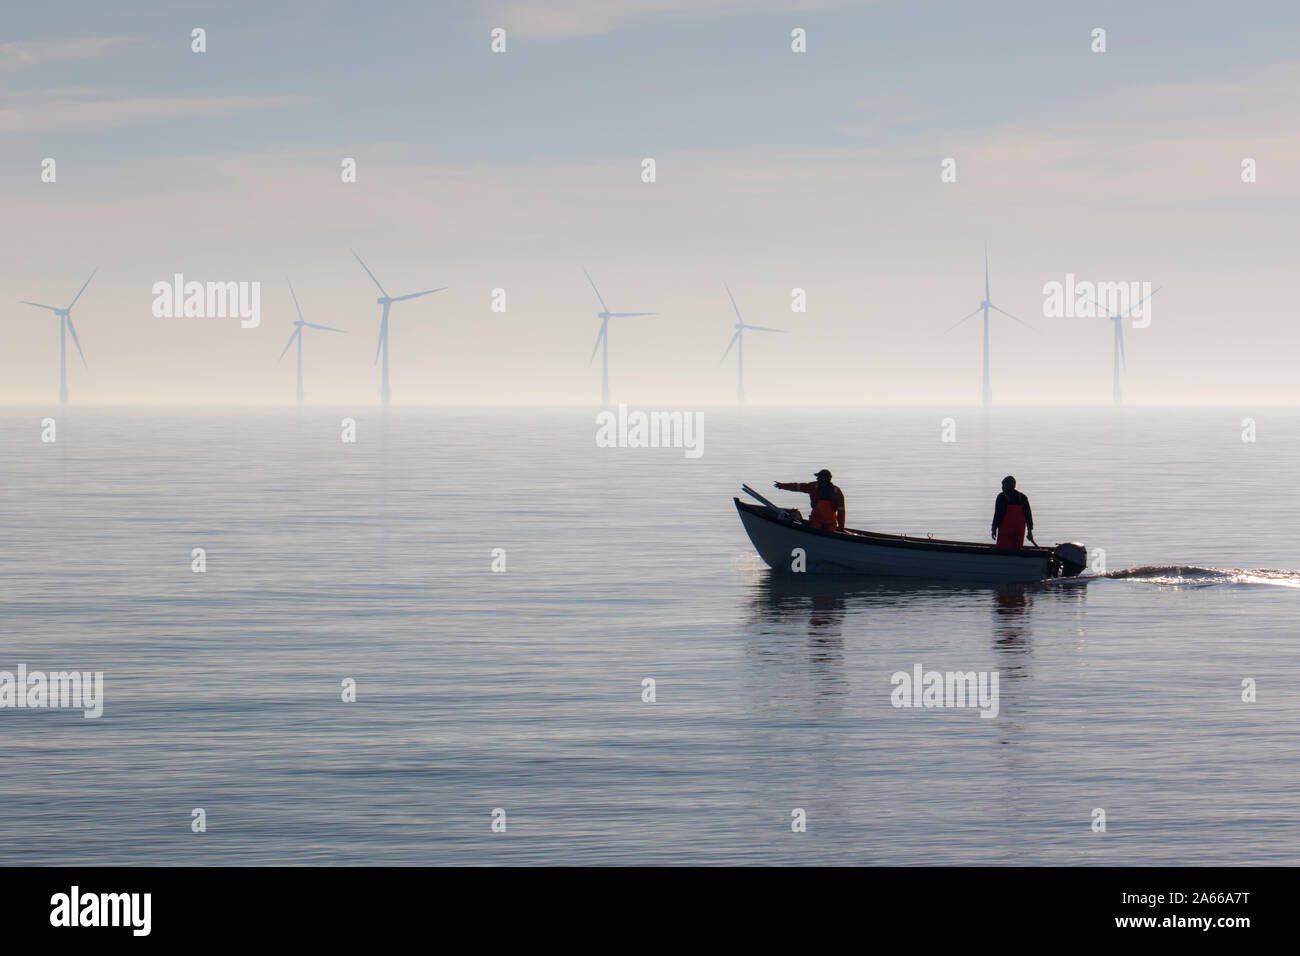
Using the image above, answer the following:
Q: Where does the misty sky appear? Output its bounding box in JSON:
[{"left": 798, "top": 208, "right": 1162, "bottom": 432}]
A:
[{"left": 3, "top": 0, "right": 1300, "bottom": 405}]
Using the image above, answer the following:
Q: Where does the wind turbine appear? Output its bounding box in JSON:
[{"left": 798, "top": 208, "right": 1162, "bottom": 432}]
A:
[
  {"left": 279, "top": 280, "right": 346, "bottom": 404},
  {"left": 584, "top": 268, "right": 655, "bottom": 404},
  {"left": 352, "top": 250, "right": 445, "bottom": 405},
  {"left": 20, "top": 268, "right": 96, "bottom": 404},
  {"left": 720, "top": 283, "right": 785, "bottom": 403},
  {"left": 1078, "top": 286, "right": 1160, "bottom": 405},
  {"left": 947, "top": 248, "right": 1030, "bottom": 406}
]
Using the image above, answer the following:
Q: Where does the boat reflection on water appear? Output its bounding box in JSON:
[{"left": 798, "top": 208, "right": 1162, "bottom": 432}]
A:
[
  {"left": 745, "top": 571, "right": 1089, "bottom": 663},
  {"left": 739, "top": 572, "right": 1090, "bottom": 715},
  {"left": 737, "top": 570, "right": 1091, "bottom": 850},
  {"left": 741, "top": 574, "right": 852, "bottom": 709},
  {"left": 993, "top": 585, "right": 1033, "bottom": 678}
]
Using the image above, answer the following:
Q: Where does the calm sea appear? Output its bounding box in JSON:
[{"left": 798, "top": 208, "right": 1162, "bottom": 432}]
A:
[{"left": 0, "top": 407, "right": 1296, "bottom": 865}]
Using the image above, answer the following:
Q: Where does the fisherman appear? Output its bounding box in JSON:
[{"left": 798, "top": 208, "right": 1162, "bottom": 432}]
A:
[
  {"left": 774, "top": 469, "right": 845, "bottom": 532},
  {"left": 991, "top": 475, "right": 1037, "bottom": 548}
]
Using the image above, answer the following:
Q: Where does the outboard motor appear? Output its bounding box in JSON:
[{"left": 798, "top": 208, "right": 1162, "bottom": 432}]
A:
[{"left": 1050, "top": 542, "right": 1088, "bottom": 577}]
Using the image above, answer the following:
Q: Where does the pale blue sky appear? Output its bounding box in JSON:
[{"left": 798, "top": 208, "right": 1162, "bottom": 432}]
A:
[{"left": 4, "top": 1, "right": 1300, "bottom": 404}]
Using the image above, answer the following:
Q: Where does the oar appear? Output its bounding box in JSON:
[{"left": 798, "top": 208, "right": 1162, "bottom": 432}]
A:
[{"left": 741, "top": 483, "right": 783, "bottom": 513}]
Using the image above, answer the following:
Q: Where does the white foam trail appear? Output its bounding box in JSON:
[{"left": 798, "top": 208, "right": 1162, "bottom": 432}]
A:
[{"left": 1104, "top": 566, "right": 1300, "bottom": 589}]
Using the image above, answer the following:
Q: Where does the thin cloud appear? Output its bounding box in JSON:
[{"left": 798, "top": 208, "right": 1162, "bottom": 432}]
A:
[
  {"left": 0, "top": 92, "right": 308, "bottom": 132},
  {"left": 487, "top": 0, "right": 846, "bottom": 39},
  {"left": 0, "top": 36, "right": 131, "bottom": 71},
  {"left": 2, "top": 86, "right": 105, "bottom": 99},
  {"left": 835, "top": 92, "right": 951, "bottom": 139}
]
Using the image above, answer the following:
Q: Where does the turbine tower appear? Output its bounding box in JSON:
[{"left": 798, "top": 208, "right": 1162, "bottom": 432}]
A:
[
  {"left": 20, "top": 268, "right": 96, "bottom": 404},
  {"left": 352, "top": 251, "right": 444, "bottom": 405},
  {"left": 1079, "top": 286, "right": 1160, "bottom": 405},
  {"left": 279, "top": 280, "right": 346, "bottom": 404},
  {"left": 720, "top": 282, "right": 785, "bottom": 403},
  {"left": 947, "top": 248, "right": 1030, "bottom": 406},
  {"left": 584, "top": 268, "right": 655, "bottom": 404}
]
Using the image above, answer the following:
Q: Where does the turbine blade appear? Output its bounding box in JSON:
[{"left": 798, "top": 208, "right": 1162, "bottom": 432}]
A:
[
  {"left": 374, "top": 322, "right": 385, "bottom": 364},
  {"left": 744, "top": 325, "right": 786, "bottom": 333},
  {"left": 287, "top": 279, "right": 305, "bottom": 323},
  {"left": 1076, "top": 293, "right": 1119, "bottom": 320},
  {"left": 20, "top": 301, "right": 60, "bottom": 312},
  {"left": 352, "top": 250, "right": 389, "bottom": 297},
  {"left": 724, "top": 282, "right": 743, "bottom": 325},
  {"left": 65, "top": 316, "right": 87, "bottom": 366},
  {"left": 278, "top": 327, "right": 301, "bottom": 362},
  {"left": 1120, "top": 286, "right": 1161, "bottom": 318},
  {"left": 720, "top": 329, "right": 741, "bottom": 363},
  {"left": 990, "top": 303, "right": 1035, "bottom": 330},
  {"left": 67, "top": 268, "right": 97, "bottom": 311},
  {"left": 304, "top": 322, "right": 346, "bottom": 333},
  {"left": 1117, "top": 320, "right": 1127, "bottom": 370},
  {"left": 1082, "top": 286, "right": 1161, "bottom": 322},
  {"left": 589, "top": 321, "right": 607, "bottom": 365},
  {"left": 984, "top": 245, "right": 990, "bottom": 301},
  {"left": 392, "top": 288, "right": 445, "bottom": 302},
  {"left": 946, "top": 307, "right": 982, "bottom": 331},
  {"left": 583, "top": 268, "right": 611, "bottom": 314},
  {"left": 609, "top": 312, "right": 656, "bottom": 317}
]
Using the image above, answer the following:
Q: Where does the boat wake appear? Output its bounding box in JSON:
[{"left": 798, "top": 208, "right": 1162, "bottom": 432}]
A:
[{"left": 1103, "top": 566, "right": 1300, "bottom": 589}]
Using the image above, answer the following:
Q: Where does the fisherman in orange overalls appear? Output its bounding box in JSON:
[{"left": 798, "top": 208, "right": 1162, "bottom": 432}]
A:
[
  {"left": 992, "top": 475, "right": 1036, "bottom": 548},
  {"left": 774, "top": 469, "right": 846, "bottom": 532}
]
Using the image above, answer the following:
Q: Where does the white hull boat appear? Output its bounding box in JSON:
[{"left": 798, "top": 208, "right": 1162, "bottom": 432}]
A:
[{"left": 735, "top": 494, "right": 1087, "bottom": 584}]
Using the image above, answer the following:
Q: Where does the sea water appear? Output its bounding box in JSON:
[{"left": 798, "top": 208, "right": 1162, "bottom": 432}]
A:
[{"left": 0, "top": 407, "right": 1295, "bottom": 864}]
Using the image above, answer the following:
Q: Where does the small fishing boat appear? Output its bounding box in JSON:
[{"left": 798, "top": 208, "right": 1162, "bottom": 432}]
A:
[{"left": 735, "top": 486, "right": 1087, "bottom": 583}]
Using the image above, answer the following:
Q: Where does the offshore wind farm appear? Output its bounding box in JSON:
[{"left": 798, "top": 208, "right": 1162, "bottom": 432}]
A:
[{"left": 10, "top": 249, "right": 1137, "bottom": 409}]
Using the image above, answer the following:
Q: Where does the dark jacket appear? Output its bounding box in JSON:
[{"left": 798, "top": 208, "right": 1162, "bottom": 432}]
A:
[
  {"left": 778, "top": 480, "right": 844, "bottom": 510},
  {"left": 992, "top": 490, "right": 1033, "bottom": 535},
  {"left": 776, "top": 480, "right": 846, "bottom": 529}
]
